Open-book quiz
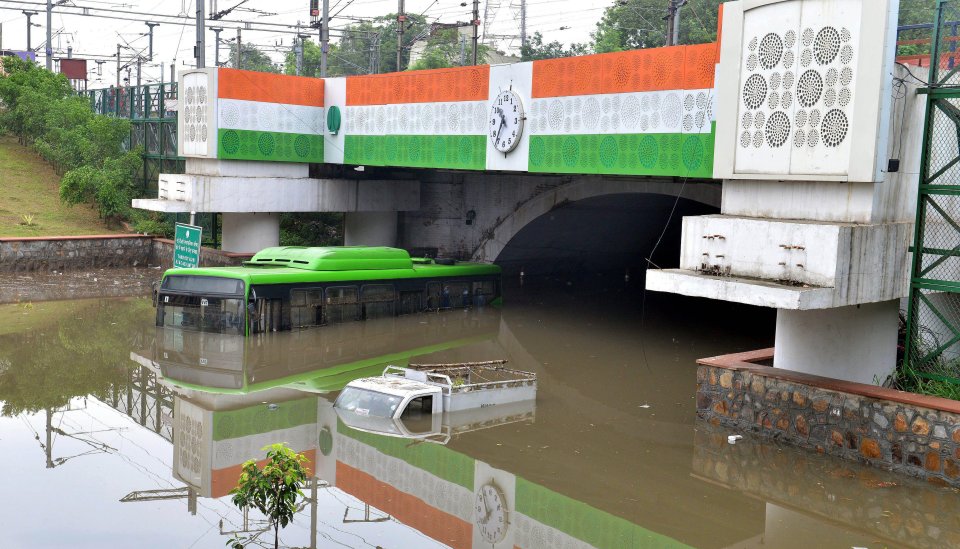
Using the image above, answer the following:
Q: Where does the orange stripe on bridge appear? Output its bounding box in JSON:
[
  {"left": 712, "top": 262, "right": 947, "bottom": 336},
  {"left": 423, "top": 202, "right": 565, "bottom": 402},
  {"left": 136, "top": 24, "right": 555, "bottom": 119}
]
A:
[
  {"left": 217, "top": 68, "right": 325, "bottom": 106},
  {"left": 346, "top": 65, "right": 490, "bottom": 106},
  {"left": 532, "top": 42, "right": 718, "bottom": 98}
]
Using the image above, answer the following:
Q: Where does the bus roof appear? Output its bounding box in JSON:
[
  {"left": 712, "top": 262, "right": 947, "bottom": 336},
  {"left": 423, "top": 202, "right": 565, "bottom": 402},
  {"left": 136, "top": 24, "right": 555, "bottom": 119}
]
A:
[{"left": 161, "top": 247, "right": 500, "bottom": 284}]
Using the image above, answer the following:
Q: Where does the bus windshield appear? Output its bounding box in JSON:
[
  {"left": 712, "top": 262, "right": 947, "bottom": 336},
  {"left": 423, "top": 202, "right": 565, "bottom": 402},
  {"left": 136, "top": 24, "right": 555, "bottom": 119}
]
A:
[{"left": 157, "top": 276, "right": 246, "bottom": 335}]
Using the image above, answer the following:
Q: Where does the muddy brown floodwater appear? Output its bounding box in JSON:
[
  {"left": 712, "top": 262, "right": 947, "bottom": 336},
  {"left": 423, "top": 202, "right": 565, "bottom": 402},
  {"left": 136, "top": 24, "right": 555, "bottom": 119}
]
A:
[{"left": 0, "top": 274, "right": 958, "bottom": 548}]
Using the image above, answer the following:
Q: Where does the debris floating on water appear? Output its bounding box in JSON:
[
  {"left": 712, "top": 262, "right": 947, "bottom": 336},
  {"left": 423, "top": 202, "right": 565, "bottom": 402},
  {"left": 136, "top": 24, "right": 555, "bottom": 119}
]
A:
[{"left": 727, "top": 435, "right": 743, "bottom": 444}]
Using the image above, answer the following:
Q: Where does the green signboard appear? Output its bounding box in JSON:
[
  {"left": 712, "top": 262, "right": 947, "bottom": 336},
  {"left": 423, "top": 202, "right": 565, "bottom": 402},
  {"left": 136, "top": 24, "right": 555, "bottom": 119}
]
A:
[{"left": 173, "top": 223, "right": 202, "bottom": 268}]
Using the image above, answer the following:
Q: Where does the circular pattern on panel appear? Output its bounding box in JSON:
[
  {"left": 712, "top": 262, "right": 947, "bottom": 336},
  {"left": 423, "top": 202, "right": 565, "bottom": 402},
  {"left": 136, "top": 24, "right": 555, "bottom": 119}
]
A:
[
  {"left": 814, "top": 27, "right": 840, "bottom": 65},
  {"left": 638, "top": 135, "right": 659, "bottom": 169},
  {"left": 809, "top": 108, "right": 821, "bottom": 129},
  {"left": 258, "top": 133, "right": 275, "bottom": 157},
  {"left": 797, "top": 70, "right": 823, "bottom": 108},
  {"left": 548, "top": 99, "right": 564, "bottom": 132},
  {"left": 801, "top": 49, "right": 813, "bottom": 68},
  {"left": 768, "top": 91, "right": 780, "bottom": 110},
  {"left": 752, "top": 130, "right": 763, "bottom": 148},
  {"left": 802, "top": 28, "right": 815, "bottom": 47},
  {"left": 841, "top": 67, "right": 854, "bottom": 86},
  {"left": 821, "top": 109, "right": 848, "bottom": 147},
  {"left": 759, "top": 33, "right": 784, "bottom": 69},
  {"left": 683, "top": 114, "right": 694, "bottom": 132},
  {"left": 825, "top": 68, "right": 838, "bottom": 87},
  {"left": 783, "top": 50, "right": 795, "bottom": 70},
  {"left": 621, "top": 95, "right": 641, "bottom": 129},
  {"left": 824, "top": 88, "right": 836, "bottom": 108},
  {"left": 807, "top": 128, "right": 820, "bottom": 147},
  {"left": 741, "top": 112, "right": 753, "bottom": 130},
  {"left": 742, "top": 74, "right": 768, "bottom": 110},
  {"left": 529, "top": 136, "right": 545, "bottom": 168},
  {"left": 770, "top": 72, "right": 782, "bottom": 90},
  {"left": 740, "top": 131, "right": 751, "bottom": 148},
  {"left": 765, "top": 111, "right": 791, "bottom": 148},
  {"left": 746, "top": 54, "right": 758, "bottom": 72},
  {"left": 294, "top": 135, "right": 311, "bottom": 158},
  {"left": 682, "top": 136, "right": 704, "bottom": 171},
  {"left": 781, "top": 91, "right": 793, "bottom": 110},
  {"left": 754, "top": 111, "right": 766, "bottom": 130},
  {"left": 661, "top": 92, "right": 682, "bottom": 129},
  {"left": 561, "top": 136, "right": 580, "bottom": 167},
  {"left": 221, "top": 102, "right": 240, "bottom": 127},
  {"left": 794, "top": 129, "right": 806, "bottom": 148},
  {"left": 599, "top": 136, "right": 619, "bottom": 169}
]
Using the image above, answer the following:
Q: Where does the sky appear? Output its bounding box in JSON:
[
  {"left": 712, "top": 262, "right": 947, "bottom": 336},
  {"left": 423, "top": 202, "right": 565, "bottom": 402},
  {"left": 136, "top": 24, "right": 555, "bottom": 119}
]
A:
[{"left": 0, "top": 0, "right": 620, "bottom": 88}]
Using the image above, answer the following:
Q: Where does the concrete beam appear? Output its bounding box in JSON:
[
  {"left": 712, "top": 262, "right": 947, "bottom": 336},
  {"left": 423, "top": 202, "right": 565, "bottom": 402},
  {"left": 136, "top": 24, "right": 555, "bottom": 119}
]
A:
[{"left": 132, "top": 174, "right": 420, "bottom": 213}]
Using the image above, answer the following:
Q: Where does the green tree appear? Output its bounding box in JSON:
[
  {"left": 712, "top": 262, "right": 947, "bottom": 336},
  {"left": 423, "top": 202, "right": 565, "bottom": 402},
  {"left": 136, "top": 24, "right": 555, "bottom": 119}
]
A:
[
  {"left": 408, "top": 28, "right": 492, "bottom": 70},
  {"left": 591, "top": 0, "right": 722, "bottom": 52},
  {"left": 520, "top": 31, "right": 590, "bottom": 61},
  {"left": 226, "top": 43, "right": 280, "bottom": 73},
  {"left": 229, "top": 443, "right": 310, "bottom": 549}
]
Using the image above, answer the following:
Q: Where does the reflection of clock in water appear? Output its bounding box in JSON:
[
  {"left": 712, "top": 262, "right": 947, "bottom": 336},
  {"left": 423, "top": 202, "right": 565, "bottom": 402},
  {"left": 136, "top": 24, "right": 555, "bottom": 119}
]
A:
[
  {"left": 488, "top": 89, "right": 525, "bottom": 154},
  {"left": 474, "top": 481, "right": 509, "bottom": 545}
]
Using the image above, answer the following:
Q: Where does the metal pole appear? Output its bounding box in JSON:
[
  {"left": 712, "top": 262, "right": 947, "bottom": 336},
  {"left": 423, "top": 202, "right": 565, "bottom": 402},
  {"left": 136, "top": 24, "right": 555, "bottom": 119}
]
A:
[
  {"left": 170, "top": 59, "right": 175, "bottom": 84},
  {"left": 236, "top": 27, "right": 241, "bottom": 69},
  {"left": 472, "top": 0, "right": 479, "bottom": 65},
  {"left": 67, "top": 44, "right": 71, "bottom": 58},
  {"left": 116, "top": 43, "right": 121, "bottom": 88},
  {"left": 195, "top": 0, "right": 205, "bottom": 68},
  {"left": 146, "top": 22, "right": 159, "bottom": 61},
  {"left": 295, "top": 31, "right": 303, "bottom": 75},
  {"left": 396, "top": 0, "right": 404, "bottom": 71},
  {"left": 320, "top": 0, "right": 329, "bottom": 77},
  {"left": 672, "top": 0, "right": 683, "bottom": 46},
  {"left": 210, "top": 27, "right": 222, "bottom": 66},
  {"left": 520, "top": 0, "right": 526, "bottom": 51},
  {"left": 45, "top": 0, "right": 51, "bottom": 70},
  {"left": 136, "top": 56, "right": 141, "bottom": 88},
  {"left": 23, "top": 11, "right": 36, "bottom": 53}
]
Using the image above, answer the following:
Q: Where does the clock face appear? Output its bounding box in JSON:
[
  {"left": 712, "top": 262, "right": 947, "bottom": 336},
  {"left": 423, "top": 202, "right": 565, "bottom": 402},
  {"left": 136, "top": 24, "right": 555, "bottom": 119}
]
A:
[
  {"left": 474, "top": 482, "right": 509, "bottom": 544},
  {"left": 489, "top": 89, "right": 525, "bottom": 154}
]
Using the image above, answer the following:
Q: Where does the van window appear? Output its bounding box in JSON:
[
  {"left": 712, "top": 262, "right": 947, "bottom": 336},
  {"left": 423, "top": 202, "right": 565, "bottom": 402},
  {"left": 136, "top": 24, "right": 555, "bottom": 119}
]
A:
[
  {"left": 400, "top": 395, "right": 434, "bottom": 419},
  {"left": 290, "top": 288, "right": 323, "bottom": 328},
  {"left": 325, "top": 286, "right": 359, "bottom": 324}
]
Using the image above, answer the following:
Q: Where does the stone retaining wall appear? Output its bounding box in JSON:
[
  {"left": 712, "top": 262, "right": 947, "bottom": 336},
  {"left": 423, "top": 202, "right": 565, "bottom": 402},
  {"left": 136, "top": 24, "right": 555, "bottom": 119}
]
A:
[
  {"left": 0, "top": 235, "right": 250, "bottom": 272},
  {"left": 0, "top": 235, "right": 153, "bottom": 272},
  {"left": 697, "top": 349, "right": 960, "bottom": 487}
]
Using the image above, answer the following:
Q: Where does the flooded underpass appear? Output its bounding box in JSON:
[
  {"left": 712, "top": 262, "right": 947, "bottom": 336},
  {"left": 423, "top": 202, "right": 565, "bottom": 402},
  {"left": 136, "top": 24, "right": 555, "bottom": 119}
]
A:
[{"left": 2, "top": 278, "right": 960, "bottom": 548}]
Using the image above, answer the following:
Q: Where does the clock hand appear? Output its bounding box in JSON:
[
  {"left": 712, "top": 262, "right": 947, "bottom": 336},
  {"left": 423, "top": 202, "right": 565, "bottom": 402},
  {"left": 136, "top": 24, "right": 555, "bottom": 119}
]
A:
[{"left": 481, "top": 488, "right": 492, "bottom": 521}]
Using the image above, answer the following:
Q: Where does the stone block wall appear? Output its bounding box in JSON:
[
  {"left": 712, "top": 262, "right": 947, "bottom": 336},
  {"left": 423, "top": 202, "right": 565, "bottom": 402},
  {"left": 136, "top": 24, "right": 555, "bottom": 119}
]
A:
[
  {"left": 149, "top": 239, "right": 250, "bottom": 270},
  {"left": 697, "top": 349, "right": 960, "bottom": 487},
  {"left": 0, "top": 236, "right": 250, "bottom": 273},
  {"left": 0, "top": 235, "right": 154, "bottom": 272}
]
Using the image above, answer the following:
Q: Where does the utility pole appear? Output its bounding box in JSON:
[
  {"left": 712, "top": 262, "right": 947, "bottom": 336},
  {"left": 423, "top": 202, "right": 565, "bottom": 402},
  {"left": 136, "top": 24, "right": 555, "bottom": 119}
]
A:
[
  {"left": 195, "top": 0, "right": 205, "bottom": 68},
  {"left": 396, "top": 0, "right": 405, "bottom": 71},
  {"left": 320, "top": 0, "right": 329, "bottom": 77},
  {"left": 146, "top": 22, "right": 159, "bottom": 61},
  {"left": 665, "top": 0, "right": 686, "bottom": 47},
  {"left": 210, "top": 27, "right": 222, "bottom": 66},
  {"left": 235, "top": 27, "right": 242, "bottom": 69},
  {"left": 472, "top": 0, "right": 479, "bottom": 65},
  {"left": 45, "top": 0, "right": 52, "bottom": 70},
  {"left": 170, "top": 60, "right": 175, "bottom": 84},
  {"left": 116, "top": 43, "right": 121, "bottom": 88},
  {"left": 295, "top": 33, "right": 303, "bottom": 75},
  {"left": 23, "top": 11, "right": 36, "bottom": 53},
  {"left": 136, "top": 56, "right": 142, "bottom": 88},
  {"left": 520, "top": 0, "right": 527, "bottom": 52}
]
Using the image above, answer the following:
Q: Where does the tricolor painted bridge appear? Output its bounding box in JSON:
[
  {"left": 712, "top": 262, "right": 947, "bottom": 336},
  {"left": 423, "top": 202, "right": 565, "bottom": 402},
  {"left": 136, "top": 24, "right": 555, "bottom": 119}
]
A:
[{"left": 135, "top": 0, "right": 923, "bottom": 386}]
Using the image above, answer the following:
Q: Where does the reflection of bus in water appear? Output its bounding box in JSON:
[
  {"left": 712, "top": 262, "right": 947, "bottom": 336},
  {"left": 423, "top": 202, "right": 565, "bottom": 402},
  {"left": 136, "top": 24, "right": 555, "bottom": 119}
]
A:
[
  {"left": 149, "top": 306, "right": 503, "bottom": 394},
  {"left": 154, "top": 246, "right": 501, "bottom": 337}
]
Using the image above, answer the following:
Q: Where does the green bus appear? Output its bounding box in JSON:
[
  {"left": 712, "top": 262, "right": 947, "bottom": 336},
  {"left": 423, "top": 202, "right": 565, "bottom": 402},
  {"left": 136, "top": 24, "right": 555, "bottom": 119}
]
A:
[{"left": 155, "top": 246, "right": 502, "bottom": 336}]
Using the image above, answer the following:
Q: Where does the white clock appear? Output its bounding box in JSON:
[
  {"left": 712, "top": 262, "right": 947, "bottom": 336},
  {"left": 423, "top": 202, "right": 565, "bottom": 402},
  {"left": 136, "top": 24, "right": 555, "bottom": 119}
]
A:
[
  {"left": 474, "top": 481, "right": 509, "bottom": 544},
  {"left": 489, "top": 89, "right": 525, "bottom": 154}
]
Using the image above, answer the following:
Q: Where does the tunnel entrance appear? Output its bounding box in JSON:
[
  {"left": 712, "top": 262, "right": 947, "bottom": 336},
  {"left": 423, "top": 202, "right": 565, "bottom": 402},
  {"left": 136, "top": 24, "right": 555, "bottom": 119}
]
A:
[{"left": 494, "top": 192, "right": 717, "bottom": 278}]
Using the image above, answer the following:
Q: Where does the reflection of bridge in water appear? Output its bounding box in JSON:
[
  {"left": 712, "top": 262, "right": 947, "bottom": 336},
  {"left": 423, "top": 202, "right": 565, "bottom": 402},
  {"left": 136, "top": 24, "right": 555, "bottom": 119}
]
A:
[{"left": 82, "top": 304, "right": 949, "bottom": 549}]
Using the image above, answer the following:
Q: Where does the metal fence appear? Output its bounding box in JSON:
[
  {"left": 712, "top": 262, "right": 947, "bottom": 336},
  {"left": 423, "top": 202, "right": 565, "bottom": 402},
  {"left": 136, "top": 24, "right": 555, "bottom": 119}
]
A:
[
  {"left": 905, "top": 0, "right": 960, "bottom": 385},
  {"left": 84, "top": 83, "right": 219, "bottom": 246}
]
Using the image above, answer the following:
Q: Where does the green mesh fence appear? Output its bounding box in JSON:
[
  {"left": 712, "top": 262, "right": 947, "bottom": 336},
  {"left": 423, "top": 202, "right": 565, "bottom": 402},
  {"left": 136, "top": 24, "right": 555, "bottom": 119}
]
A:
[{"left": 905, "top": 0, "right": 960, "bottom": 386}]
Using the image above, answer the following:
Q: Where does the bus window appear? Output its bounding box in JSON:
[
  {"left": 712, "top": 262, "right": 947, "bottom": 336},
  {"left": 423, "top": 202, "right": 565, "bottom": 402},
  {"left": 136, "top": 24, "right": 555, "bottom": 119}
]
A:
[
  {"left": 325, "top": 286, "right": 359, "bottom": 324},
  {"left": 398, "top": 291, "right": 422, "bottom": 315},
  {"left": 291, "top": 288, "right": 323, "bottom": 328},
  {"left": 472, "top": 280, "right": 496, "bottom": 306},
  {"left": 362, "top": 284, "right": 396, "bottom": 320},
  {"left": 426, "top": 282, "right": 441, "bottom": 310},
  {"left": 443, "top": 282, "right": 471, "bottom": 308}
]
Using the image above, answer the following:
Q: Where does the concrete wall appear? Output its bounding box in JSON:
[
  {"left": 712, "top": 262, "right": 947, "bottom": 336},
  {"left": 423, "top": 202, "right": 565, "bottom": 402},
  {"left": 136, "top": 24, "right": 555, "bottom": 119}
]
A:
[{"left": 697, "top": 350, "right": 960, "bottom": 487}]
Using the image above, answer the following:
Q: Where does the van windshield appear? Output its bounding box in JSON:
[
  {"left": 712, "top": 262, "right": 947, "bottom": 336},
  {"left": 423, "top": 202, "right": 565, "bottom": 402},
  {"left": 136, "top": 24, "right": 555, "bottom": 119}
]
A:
[{"left": 334, "top": 387, "right": 402, "bottom": 418}]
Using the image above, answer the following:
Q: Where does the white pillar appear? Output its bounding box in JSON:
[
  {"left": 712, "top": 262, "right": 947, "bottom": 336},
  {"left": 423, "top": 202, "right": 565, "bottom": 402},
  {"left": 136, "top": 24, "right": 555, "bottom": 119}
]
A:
[
  {"left": 773, "top": 300, "right": 900, "bottom": 385},
  {"left": 221, "top": 212, "right": 280, "bottom": 253},
  {"left": 344, "top": 211, "right": 398, "bottom": 247}
]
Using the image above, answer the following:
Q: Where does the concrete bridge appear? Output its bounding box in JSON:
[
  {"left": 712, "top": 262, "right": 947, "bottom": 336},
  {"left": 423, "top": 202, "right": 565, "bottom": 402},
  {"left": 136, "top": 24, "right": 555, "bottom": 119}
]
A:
[{"left": 133, "top": 0, "right": 920, "bottom": 387}]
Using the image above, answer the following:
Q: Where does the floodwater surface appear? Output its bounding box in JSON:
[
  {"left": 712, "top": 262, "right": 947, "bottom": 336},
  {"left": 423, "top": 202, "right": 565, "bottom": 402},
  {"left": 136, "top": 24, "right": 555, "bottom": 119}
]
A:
[{"left": 0, "top": 277, "right": 957, "bottom": 548}]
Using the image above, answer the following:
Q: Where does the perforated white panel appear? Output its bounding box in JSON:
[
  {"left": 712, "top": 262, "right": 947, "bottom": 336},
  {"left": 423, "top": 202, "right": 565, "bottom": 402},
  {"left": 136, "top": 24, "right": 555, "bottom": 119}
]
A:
[
  {"left": 732, "top": 0, "right": 864, "bottom": 176},
  {"left": 180, "top": 71, "right": 217, "bottom": 157}
]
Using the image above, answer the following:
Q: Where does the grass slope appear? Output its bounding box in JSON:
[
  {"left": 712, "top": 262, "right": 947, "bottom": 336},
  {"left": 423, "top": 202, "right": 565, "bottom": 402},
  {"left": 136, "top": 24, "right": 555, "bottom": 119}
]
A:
[{"left": 0, "top": 135, "right": 118, "bottom": 237}]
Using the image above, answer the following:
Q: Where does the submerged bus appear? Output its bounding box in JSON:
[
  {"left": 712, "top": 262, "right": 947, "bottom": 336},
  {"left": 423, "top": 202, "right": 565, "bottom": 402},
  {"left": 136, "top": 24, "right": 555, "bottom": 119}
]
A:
[{"left": 155, "top": 246, "right": 501, "bottom": 336}]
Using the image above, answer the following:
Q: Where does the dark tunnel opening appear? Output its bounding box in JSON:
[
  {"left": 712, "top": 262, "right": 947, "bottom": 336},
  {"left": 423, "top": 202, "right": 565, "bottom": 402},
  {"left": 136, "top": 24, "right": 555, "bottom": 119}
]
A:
[{"left": 494, "top": 192, "right": 718, "bottom": 279}]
